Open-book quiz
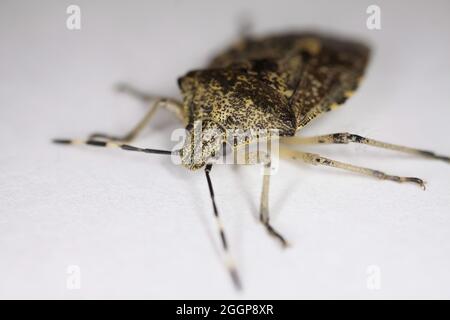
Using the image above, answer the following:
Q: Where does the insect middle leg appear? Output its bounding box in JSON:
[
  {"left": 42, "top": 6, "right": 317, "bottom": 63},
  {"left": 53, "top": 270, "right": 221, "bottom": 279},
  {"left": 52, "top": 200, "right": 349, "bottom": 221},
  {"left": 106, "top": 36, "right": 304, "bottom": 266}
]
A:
[
  {"left": 244, "top": 150, "right": 288, "bottom": 247},
  {"left": 281, "top": 133, "right": 449, "bottom": 163},
  {"left": 89, "top": 84, "right": 185, "bottom": 143},
  {"left": 280, "top": 147, "right": 426, "bottom": 189}
]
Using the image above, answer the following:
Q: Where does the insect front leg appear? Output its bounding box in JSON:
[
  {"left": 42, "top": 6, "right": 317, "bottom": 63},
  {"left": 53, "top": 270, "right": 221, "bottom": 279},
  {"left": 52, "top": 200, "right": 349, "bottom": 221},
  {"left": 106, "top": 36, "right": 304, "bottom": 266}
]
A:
[
  {"left": 281, "top": 133, "right": 449, "bottom": 163},
  {"left": 88, "top": 83, "right": 185, "bottom": 143},
  {"left": 89, "top": 101, "right": 184, "bottom": 144},
  {"left": 280, "top": 146, "right": 426, "bottom": 189},
  {"left": 89, "top": 99, "right": 161, "bottom": 143},
  {"left": 115, "top": 83, "right": 186, "bottom": 123}
]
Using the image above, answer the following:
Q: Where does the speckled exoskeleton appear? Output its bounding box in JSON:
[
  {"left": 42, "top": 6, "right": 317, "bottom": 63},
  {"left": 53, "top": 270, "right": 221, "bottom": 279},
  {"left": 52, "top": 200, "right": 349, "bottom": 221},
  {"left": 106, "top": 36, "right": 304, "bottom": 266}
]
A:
[{"left": 54, "top": 32, "right": 449, "bottom": 289}]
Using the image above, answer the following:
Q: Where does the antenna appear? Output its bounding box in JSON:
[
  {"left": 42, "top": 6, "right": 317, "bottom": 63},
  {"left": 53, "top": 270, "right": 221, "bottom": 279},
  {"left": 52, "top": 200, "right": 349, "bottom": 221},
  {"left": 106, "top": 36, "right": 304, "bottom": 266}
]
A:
[
  {"left": 204, "top": 164, "right": 242, "bottom": 290},
  {"left": 53, "top": 139, "right": 174, "bottom": 155}
]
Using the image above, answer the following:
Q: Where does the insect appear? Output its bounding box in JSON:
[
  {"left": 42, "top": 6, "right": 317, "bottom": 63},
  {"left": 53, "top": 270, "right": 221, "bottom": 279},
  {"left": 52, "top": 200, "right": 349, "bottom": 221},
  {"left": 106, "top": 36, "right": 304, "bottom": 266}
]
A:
[{"left": 54, "top": 32, "right": 449, "bottom": 289}]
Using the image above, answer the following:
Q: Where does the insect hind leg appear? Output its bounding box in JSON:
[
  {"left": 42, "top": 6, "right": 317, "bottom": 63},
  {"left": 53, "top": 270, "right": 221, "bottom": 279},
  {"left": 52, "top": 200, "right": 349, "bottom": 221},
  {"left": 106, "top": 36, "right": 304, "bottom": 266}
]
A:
[
  {"left": 244, "top": 150, "right": 289, "bottom": 247},
  {"left": 280, "top": 146, "right": 426, "bottom": 190},
  {"left": 281, "top": 133, "right": 450, "bottom": 163}
]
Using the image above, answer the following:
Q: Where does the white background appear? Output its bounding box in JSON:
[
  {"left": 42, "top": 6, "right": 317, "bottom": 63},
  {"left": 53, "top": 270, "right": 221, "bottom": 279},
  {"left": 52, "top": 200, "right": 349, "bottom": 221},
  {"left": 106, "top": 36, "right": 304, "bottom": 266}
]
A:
[{"left": 1, "top": 0, "right": 449, "bottom": 299}]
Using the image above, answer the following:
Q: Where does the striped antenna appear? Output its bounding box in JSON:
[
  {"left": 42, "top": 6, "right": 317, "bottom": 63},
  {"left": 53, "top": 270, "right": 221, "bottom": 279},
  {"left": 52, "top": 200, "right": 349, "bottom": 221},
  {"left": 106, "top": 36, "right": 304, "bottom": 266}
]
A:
[
  {"left": 53, "top": 138, "right": 174, "bottom": 155},
  {"left": 204, "top": 164, "right": 242, "bottom": 290}
]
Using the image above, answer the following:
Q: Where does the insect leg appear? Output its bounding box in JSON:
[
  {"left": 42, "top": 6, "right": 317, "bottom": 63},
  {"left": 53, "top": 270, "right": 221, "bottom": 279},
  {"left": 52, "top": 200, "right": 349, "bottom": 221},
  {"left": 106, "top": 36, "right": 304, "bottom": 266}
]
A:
[
  {"left": 115, "top": 83, "right": 186, "bottom": 123},
  {"left": 260, "top": 156, "right": 289, "bottom": 248},
  {"left": 281, "top": 133, "right": 449, "bottom": 163},
  {"left": 280, "top": 147, "right": 426, "bottom": 190},
  {"left": 89, "top": 98, "right": 183, "bottom": 143},
  {"left": 243, "top": 150, "right": 288, "bottom": 247},
  {"left": 204, "top": 164, "right": 242, "bottom": 290}
]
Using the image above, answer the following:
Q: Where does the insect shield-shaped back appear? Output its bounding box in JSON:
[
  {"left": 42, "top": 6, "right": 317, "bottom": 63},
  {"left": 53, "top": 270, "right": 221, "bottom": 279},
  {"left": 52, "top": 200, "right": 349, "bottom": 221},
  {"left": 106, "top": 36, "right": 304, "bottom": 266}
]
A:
[{"left": 179, "top": 120, "right": 225, "bottom": 170}]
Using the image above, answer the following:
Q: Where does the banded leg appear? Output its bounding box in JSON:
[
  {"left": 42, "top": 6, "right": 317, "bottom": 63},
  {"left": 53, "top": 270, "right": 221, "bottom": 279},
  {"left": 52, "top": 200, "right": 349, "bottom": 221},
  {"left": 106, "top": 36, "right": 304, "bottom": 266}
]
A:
[
  {"left": 281, "top": 133, "right": 449, "bottom": 163},
  {"left": 280, "top": 147, "right": 426, "bottom": 190},
  {"left": 204, "top": 164, "right": 242, "bottom": 290},
  {"left": 244, "top": 150, "right": 288, "bottom": 247}
]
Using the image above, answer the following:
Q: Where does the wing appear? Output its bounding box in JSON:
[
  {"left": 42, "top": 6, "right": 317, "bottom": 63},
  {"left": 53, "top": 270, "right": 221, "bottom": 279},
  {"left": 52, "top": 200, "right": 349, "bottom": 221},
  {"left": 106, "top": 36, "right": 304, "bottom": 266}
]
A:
[{"left": 209, "top": 32, "right": 370, "bottom": 130}]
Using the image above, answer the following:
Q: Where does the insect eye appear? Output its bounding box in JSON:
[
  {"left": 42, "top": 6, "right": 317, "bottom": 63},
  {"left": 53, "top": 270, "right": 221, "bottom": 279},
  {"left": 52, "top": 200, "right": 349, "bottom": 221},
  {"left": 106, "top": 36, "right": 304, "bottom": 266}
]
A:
[{"left": 185, "top": 123, "right": 194, "bottom": 131}]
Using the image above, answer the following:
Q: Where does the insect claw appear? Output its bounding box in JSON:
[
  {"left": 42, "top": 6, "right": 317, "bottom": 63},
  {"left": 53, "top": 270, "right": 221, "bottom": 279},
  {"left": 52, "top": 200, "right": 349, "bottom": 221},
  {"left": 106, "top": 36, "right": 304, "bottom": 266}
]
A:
[
  {"left": 405, "top": 177, "right": 426, "bottom": 190},
  {"left": 438, "top": 155, "right": 450, "bottom": 163},
  {"left": 263, "top": 223, "right": 289, "bottom": 248},
  {"left": 419, "top": 180, "right": 427, "bottom": 191}
]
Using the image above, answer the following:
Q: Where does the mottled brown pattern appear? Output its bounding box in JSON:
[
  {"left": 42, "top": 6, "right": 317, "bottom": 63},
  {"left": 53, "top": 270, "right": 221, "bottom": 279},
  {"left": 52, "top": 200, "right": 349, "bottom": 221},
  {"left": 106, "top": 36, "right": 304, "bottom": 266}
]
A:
[
  {"left": 179, "top": 68, "right": 295, "bottom": 134},
  {"left": 207, "top": 32, "right": 370, "bottom": 129},
  {"left": 177, "top": 32, "right": 369, "bottom": 169}
]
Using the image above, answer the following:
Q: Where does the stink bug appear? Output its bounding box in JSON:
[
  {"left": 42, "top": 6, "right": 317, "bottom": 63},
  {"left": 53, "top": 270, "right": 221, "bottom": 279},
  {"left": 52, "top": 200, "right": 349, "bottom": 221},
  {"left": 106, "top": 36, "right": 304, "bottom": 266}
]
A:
[{"left": 54, "top": 32, "right": 450, "bottom": 289}]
